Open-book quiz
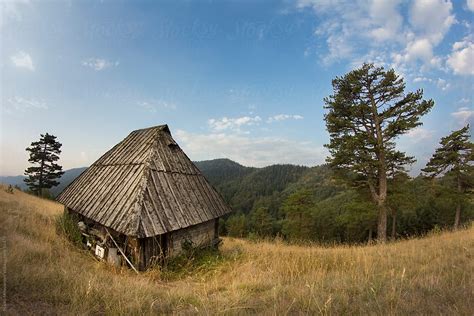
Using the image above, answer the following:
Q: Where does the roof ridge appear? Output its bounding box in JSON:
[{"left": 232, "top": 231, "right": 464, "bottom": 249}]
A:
[{"left": 132, "top": 124, "right": 170, "bottom": 134}]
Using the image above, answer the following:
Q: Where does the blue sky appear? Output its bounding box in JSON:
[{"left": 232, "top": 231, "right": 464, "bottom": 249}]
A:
[{"left": 1, "top": 0, "right": 473, "bottom": 176}]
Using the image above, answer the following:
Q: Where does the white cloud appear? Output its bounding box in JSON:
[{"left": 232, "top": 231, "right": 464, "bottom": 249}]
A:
[
  {"left": 175, "top": 129, "right": 327, "bottom": 167},
  {"left": 451, "top": 107, "right": 474, "bottom": 126},
  {"left": 413, "top": 76, "right": 431, "bottom": 83},
  {"left": 10, "top": 51, "right": 34, "bottom": 71},
  {"left": 299, "top": 0, "right": 403, "bottom": 65},
  {"left": 467, "top": 0, "right": 474, "bottom": 12},
  {"left": 412, "top": 76, "right": 450, "bottom": 90},
  {"left": 409, "top": 0, "right": 456, "bottom": 45},
  {"left": 0, "top": 0, "right": 30, "bottom": 30},
  {"left": 392, "top": 37, "right": 444, "bottom": 72},
  {"left": 391, "top": 0, "right": 455, "bottom": 73},
  {"left": 267, "top": 114, "right": 304, "bottom": 123},
  {"left": 368, "top": 0, "right": 404, "bottom": 42},
  {"left": 208, "top": 116, "right": 261, "bottom": 132},
  {"left": 82, "top": 58, "right": 118, "bottom": 71},
  {"left": 6, "top": 96, "right": 47, "bottom": 112},
  {"left": 405, "top": 127, "right": 434, "bottom": 142},
  {"left": 403, "top": 38, "right": 433, "bottom": 63},
  {"left": 447, "top": 39, "right": 474, "bottom": 75},
  {"left": 137, "top": 99, "right": 177, "bottom": 113},
  {"left": 297, "top": 0, "right": 456, "bottom": 75},
  {"left": 402, "top": 126, "right": 434, "bottom": 144}
]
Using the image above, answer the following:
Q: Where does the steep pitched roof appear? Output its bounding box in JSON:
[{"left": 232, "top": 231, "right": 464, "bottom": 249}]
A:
[{"left": 56, "top": 125, "right": 232, "bottom": 237}]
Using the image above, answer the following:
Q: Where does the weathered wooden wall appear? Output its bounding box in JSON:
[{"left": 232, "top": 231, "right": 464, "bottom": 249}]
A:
[
  {"left": 168, "top": 219, "right": 217, "bottom": 256},
  {"left": 67, "top": 207, "right": 220, "bottom": 271},
  {"left": 137, "top": 235, "right": 165, "bottom": 270}
]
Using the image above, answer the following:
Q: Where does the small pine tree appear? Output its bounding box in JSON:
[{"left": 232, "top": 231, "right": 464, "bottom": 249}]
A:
[
  {"left": 422, "top": 125, "right": 473, "bottom": 229},
  {"left": 24, "top": 133, "right": 65, "bottom": 196},
  {"left": 249, "top": 207, "right": 274, "bottom": 237},
  {"left": 281, "top": 190, "right": 315, "bottom": 241},
  {"left": 226, "top": 213, "right": 248, "bottom": 237}
]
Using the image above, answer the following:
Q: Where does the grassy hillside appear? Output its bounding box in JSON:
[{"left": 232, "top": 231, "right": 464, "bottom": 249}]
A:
[{"left": 1, "top": 185, "right": 473, "bottom": 314}]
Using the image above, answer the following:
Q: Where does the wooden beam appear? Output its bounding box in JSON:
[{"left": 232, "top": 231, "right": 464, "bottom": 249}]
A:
[{"left": 105, "top": 228, "right": 139, "bottom": 274}]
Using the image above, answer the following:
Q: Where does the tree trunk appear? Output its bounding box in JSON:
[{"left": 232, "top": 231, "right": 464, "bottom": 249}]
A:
[
  {"left": 368, "top": 228, "right": 373, "bottom": 244},
  {"left": 377, "top": 202, "right": 387, "bottom": 243},
  {"left": 376, "top": 156, "right": 388, "bottom": 243},
  {"left": 370, "top": 90, "right": 388, "bottom": 243},
  {"left": 454, "top": 204, "right": 461, "bottom": 230}
]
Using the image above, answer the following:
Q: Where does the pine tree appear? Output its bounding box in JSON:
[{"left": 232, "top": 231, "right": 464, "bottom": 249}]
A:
[
  {"left": 422, "top": 125, "right": 473, "bottom": 229},
  {"left": 249, "top": 207, "right": 274, "bottom": 237},
  {"left": 24, "top": 133, "right": 65, "bottom": 196},
  {"left": 226, "top": 213, "right": 248, "bottom": 237},
  {"left": 324, "top": 63, "right": 434, "bottom": 242},
  {"left": 281, "top": 190, "right": 315, "bottom": 241}
]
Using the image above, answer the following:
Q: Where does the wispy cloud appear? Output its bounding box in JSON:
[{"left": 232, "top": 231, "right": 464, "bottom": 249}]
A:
[
  {"left": 267, "top": 114, "right": 304, "bottom": 123},
  {"left": 137, "top": 99, "right": 177, "bottom": 113},
  {"left": 82, "top": 58, "right": 118, "bottom": 71},
  {"left": 6, "top": 96, "right": 47, "bottom": 112},
  {"left": 0, "top": 0, "right": 30, "bottom": 30},
  {"left": 10, "top": 51, "right": 34, "bottom": 71},
  {"left": 436, "top": 78, "right": 451, "bottom": 91},
  {"left": 467, "top": 0, "right": 474, "bottom": 12},
  {"left": 175, "top": 129, "right": 327, "bottom": 167},
  {"left": 405, "top": 127, "right": 434, "bottom": 142},
  {"left": 208, "top": 116, "right": 262, "bottom": 132},
  {"left": 412, "top": 76, "right": 451, "bottom": 90},
  {"left": 451, "top": 107, "right": 474, "bottom": 126},
  {"left": 459, "top": 97, "right": 471, "bottom": 104}
]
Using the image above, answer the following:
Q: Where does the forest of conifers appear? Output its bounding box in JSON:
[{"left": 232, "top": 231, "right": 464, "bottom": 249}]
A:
[{"left": 195, "top": 158, "right": 474, "bottom": 243}]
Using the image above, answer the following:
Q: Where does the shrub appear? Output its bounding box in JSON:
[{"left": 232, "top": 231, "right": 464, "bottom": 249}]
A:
[
  {"left": 5, "top": 185, "right": 14, "bottom": 194},
  {"left": 56, "top": 211, "right": 83, "bottom": 246}
]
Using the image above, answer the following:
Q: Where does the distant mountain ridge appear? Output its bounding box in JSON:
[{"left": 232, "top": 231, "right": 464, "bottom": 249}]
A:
[
  {"left": 0, "top": 167, "right": 87, "bottom": 196},
  {"left": 1, "top": 159, "right": 328, "bottom": 212},
  {"left": 0, "top": 175, "right": 27, "bottom": 190}
]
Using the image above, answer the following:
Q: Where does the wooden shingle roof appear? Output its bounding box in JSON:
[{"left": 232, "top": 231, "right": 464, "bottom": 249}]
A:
[{"left": 56, "top": 125, "right": 232, "bottom": 237}]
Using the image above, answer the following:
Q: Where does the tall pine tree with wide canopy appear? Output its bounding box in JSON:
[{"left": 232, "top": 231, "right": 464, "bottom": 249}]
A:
[
  {"left": 24, "top": 133, "right": 64, "bottom": 196},
  {"left": 324, "top": 63, "right": 434, "bottom": 242},
  {"left": 422, "top": 125, "right": 473, "bottom": 229}
]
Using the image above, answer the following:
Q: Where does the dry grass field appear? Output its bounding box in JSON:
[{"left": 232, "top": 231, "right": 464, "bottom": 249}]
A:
[{"left": 1, "top": 185, "right": 473, "bottom": 315}]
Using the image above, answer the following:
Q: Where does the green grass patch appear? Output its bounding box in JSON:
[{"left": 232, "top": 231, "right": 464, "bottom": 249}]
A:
[{"left": 160, "top": 246, "right": 242, "bottom": 280}]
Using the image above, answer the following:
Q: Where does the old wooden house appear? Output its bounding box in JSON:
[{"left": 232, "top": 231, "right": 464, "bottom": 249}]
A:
[{"left": 56, "top": 125, "right": 232, "bottom": 270}]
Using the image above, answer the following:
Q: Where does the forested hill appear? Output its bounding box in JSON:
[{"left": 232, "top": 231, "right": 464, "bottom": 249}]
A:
[
  {"left": 3, "top": 158, "right": 472, "bottom": 243},
  {"left": 2, "top": 158, "right": 326, "bottom": 215},
  {"left": 195, "top": 159, "right": 321, "bottom": 213},
  {"left": 194, "top": 159, "right": 256, "bottom": 185},
  {"left": 197, "top": 160, "right": 473, "bottom": 244},
  {"left": 1, "top": 159, "right": 316, "bottom": 208}
]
